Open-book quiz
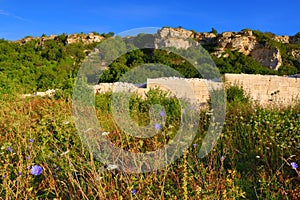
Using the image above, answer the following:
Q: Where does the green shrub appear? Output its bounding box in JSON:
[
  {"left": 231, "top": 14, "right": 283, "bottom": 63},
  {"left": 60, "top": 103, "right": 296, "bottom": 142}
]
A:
[{"left": 226, "top": 85, "right": 250, "bottom": 104}]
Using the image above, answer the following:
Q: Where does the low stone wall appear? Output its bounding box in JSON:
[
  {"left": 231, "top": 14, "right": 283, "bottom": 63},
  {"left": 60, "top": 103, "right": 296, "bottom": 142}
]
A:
[
  {"left": 147, "top": 78, "right": 221, "bottom": 104},
  {"left": 94, "top": 74, "right": 300, "bottom": 106},
  {"left": 21, "top": 89, "right": 56, "bottom": 98}
]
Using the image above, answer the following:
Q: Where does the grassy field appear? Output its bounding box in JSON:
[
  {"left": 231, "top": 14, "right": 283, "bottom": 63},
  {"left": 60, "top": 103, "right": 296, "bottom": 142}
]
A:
[{"left": 0, "top": 89, "right": 299, "bottom": 199}]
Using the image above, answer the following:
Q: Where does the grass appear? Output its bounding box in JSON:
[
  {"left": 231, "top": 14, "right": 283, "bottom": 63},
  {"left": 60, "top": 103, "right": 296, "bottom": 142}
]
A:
[{"left": 0, "top": 90, "right": 299, "bottom": 199}]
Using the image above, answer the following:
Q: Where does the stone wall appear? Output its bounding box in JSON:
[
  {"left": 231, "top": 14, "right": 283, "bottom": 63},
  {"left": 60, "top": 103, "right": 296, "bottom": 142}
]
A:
[
  {"left": 224, "top": 73, "right": 300, "bottom": 106},
  {"left": 94, "top": 74, "right": 300, "bottom": 107}
]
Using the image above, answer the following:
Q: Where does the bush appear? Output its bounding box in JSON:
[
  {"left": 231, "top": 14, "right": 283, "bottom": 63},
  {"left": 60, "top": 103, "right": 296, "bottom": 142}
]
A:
[{"left": 226, "top": 85, "right": 250, "bottom": 104}]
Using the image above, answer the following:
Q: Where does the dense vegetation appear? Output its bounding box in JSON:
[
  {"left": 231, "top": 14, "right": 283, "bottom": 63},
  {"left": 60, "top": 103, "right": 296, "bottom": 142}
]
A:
[{"left": 0, "top": 34, "right": 102, "bottom": 95}]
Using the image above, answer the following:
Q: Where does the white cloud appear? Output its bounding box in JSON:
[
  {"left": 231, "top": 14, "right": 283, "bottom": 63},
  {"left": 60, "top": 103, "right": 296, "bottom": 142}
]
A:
[{"left": 0, "top": 9, "right": 28, "bottom": 22}]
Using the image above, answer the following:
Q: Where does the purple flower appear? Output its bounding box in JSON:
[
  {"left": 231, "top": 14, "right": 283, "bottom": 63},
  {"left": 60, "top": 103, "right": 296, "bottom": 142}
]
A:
[
  {"left": 29, "top": 138, "right": 34, "bottom": 143},
  {"left": 221, "top": 156, "right": 225, "bottom": 161},
  {"left": 131, "top": 189, "right": 137, "bottom": 195},
  {"left": 30, "top": 165, "right": 43, "bottom": 176},
  {"left": 154, "top": 123, "right": 161, "bottom": 130},
  {"left": 193, "top": 143, "right": 197, "bottom": 147},
  {"left": 18, "top": 172, "right": 22, "bottom": 176},
  {"left": 26, "top": 156, "right": 31, "bottom": 160},
  {"left": 7, "top": 147, "right": 13, "bottom": 153},
  {"left": 291, "top": 162, "right": 298, "bottom": 170},
  {"left": 27, "top": 166, "right": 31, "bottom": 170},
  {"left": 159, "top": 111, "right": 166, "bottom": 117},
  {"left": 2, "top": 174, "right": 6, "bottom": 179}
]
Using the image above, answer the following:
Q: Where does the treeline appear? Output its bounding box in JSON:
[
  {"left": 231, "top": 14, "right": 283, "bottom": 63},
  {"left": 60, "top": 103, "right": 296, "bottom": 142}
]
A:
[{"left": 0, "top": 35, "right": 99, "bottom": 94}]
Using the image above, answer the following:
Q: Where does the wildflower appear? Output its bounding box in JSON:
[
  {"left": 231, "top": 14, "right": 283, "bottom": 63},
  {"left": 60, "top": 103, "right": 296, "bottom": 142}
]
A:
[
  {"left": 107, "top": 164, "right": 118, "bottom": 170},
  {"left": 27, "top": 166, "right": 31, "bottom": 170},
  {"left": 154, "top": 123, "right": 161, "bottom": 130},
  {"left": 102, "top": 131, "right": 110, "bottom": 136},
  {"left": 7, "top": 147, "right": 13, "bottom": 153},
  {"left": 60, "top": 150, "right": 69, "bottom": 156},
  {"left": 221, "top": 156, "right": 225, "bottom": 161},
  {"left": 2, "top": 174, "right": 6, "bottom": 179},
  {"left": 290, "top": 162, "right": 298, "bottom": 170},
  {"left": 131, "top": 189, "right": 137, "bottom": 195},
  {"left": 159, "top": 110, "right": 166, "bottom": 117},
  {"left": 62, "top": 121, "right": 70, "bottom": 125},
  {"left": 30, "top": 165, "right": 43, "bottom": 176},
  {"left": 206, "top": 111, "right": 213, "bottom": 115},
  {"left": 26, "top": 156, "right": 31, "bottom": 160},
  {"left": 29, "top": 138, "right": 34, "bottom": 143},
  {"left": 18, "top": 172, "right": 22, "bottom": 176},
  {"left": 193, "top": 143, "right": 197, "bottom": 147}
]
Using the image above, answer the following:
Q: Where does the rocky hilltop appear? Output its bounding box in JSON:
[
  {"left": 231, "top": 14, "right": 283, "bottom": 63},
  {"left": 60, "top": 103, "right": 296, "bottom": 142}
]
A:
[
  {"left": 17, "top": 32, "right": 104, "bottom": 46},
  {"left": 15, "top": 27, "right": 300, "bottom": 71},
  {"left": 155, "top": 27, "right": 300, "bottom": 70}
]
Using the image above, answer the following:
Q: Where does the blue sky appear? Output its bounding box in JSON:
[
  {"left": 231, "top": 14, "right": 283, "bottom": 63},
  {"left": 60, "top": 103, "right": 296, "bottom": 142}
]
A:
[{"left": 0, "top": 0, "right": 299, "bottom": 40}]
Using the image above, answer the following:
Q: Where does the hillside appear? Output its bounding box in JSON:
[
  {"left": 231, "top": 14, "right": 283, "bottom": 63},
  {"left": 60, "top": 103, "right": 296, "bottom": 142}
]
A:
[{"left": 0, "top": 27, "right": 299, "bottom": 95}]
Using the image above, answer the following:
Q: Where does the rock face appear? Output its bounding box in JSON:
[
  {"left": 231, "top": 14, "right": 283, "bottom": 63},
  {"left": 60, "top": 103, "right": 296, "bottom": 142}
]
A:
[
  {"left": 195, "top": 32, "right": 217, "bottom": 45},
  {"left": 17, "top": 33, "right": 104, "bottom": 45},
  {"left": 66, "top": 33, "right": 104, "bottom": 45},
  {"left": 291, "top": 49, "right": 300, "bottom": 59},
  {"left": 273, "top": 35, "right": 290, "bottom": 43},
  {"left": 154, "top": 27, "right": 288, "bottom": 70},
  {"left": 216, "top": 30, "right": 256, "bottom": 55},
  {"left": 18, "top": 37, "right": 35, "bottom": 44},
  {"left": 251, "top": 45, "right": 282, "bottom": 70},
  {"left": 154, "top": 27, "right": 196, "bottom": 49}
]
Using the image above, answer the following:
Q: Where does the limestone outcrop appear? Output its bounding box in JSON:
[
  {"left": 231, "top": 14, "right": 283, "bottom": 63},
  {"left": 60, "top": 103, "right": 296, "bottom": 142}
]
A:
[
  {"left": 251, "top": 45, "right": 282, "bottom": 70},
  {"left": 154, "top": 27, "right": 196, "bottom": 49},
  {"left": 195, "top": 32, "right": 217, "bottom": 45},
  {"left": 216, "top": 30, "right": 256, "bottom": 55},
  {"left": 65, "top": 33, "right": 104, "bottom": 45},
  {"left": 17, "top": 33, "right": 104, "bottom": 45},
  {"left": 154, "top": 27, "right": 288, "bottom": 70}
]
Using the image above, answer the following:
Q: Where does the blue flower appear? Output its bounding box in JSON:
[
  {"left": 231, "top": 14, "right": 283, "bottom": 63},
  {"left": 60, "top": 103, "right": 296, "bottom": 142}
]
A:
[
  {"left": 291, "top": 162, "right": 298, "bottom": 170},
  {"left": 131, "top": 189, "right": 137, "bottom": 195},
  {"left": 29, "top": 138, "right": 34, "bottom": 143},
  {"left": 159, "top": 111, "right": 166, "bottom": 117},
  {"left": 154, "top": 123, "right": 161, "bottom": 130},
  {"left": 30, "top": 165, "right": 43, "bottom": 176},
  {"left": 7, "top": 147, "right": 13, "bottom": 153}
]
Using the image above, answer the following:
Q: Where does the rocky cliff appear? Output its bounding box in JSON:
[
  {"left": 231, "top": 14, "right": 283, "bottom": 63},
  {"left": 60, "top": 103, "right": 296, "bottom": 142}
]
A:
[{"left": 154, "top": 27, "right": 300, "bottom": 70}]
